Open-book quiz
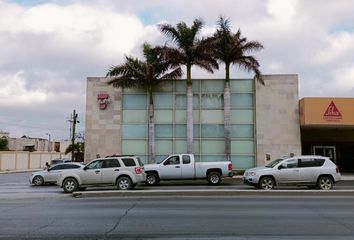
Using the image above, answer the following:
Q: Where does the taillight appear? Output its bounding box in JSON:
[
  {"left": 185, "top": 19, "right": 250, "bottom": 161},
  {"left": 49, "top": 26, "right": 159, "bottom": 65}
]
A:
[
  {"left": 135, "top": 167, "right": 142, "bottom": 174},
  {"left": 228, "top": 163, "right": 232, "bottom": 171}
]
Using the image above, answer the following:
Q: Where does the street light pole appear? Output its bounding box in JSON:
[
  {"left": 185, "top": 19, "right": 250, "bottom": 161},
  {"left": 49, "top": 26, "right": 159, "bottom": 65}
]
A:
[{"left": 71, "top": 110, "right": 79, "bottom": 161}]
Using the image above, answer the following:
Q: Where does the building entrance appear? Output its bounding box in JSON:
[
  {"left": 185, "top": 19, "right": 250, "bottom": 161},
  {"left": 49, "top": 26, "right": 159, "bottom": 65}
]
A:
[{"left": 312, "top": 146, "right": 336, "bottom": 163}]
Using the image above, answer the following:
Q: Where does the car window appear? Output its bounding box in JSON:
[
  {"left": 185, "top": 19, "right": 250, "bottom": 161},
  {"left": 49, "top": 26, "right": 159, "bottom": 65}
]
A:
[
  {"left": 299, "top": 159, "right": 317, "bottom": 168},
  {"left": 102, "top": 159, "right": 120, "bottom": 168},
  {"left": 282, "top": 159, "right": 298, "bottom": 168},
  {"left": 182, "top": 155, "right": 191, "bottom": 164},
  {"left": 62, "top": 164, "right": 81, "bottom": 169},
  {"left": 49, "top": 165, "right": 63, "bottom": 171},
  {"left": 121, "top": 158, "right": 136, "bottom": 167},
  {"left": 137, "top": 157, "right": 144, "bottom": 166},
  {"left": 164, "top": 156, "right": 180, "bottom": 165},
  {"left": 86, "top": 160, "right": 103, "bottom": 169},
  {"left": 314, "top": 158, "right": 325, "bottom": 166},
  {"left": 266, "top": 158, "right": 284, "bottom": 168}
]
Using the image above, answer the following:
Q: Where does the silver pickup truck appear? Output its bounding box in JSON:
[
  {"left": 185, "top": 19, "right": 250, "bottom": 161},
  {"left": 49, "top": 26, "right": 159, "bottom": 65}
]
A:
[{"left": 144, "top": 154, "right": 233, "bottom": 185}]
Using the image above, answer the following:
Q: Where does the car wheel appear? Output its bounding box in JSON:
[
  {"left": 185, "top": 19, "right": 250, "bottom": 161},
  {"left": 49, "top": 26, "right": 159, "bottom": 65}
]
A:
[
  {"left": 259, "top": 176, "right": 275, "bottom": 190},
  {"left": 146, "top": 173, "right": 159, "bottom": 186},
  {"left": 207, "top": 172, "right": 221, "bottom": 185},
  {"left": 63, "top": 178, "right": 78, "bottom": 193},
  {"left": 33, "top": 176, "right": 44, "bottom": 186},
  {"left": 117, "top": 177, "right": 132, "bottom": 190},
  {"left": 317, "top": 176, "right": 333, "bottom": 190}
]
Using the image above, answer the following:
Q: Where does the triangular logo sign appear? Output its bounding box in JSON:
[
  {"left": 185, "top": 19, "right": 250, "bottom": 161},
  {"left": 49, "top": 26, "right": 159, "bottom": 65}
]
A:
[{"left": 323, "top": 101, "right": 342, "bottom": 120}]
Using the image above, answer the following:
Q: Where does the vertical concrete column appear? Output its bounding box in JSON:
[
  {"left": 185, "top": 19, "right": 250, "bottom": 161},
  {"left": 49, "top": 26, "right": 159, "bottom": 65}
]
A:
[{"left": 255, "top": 74, "right": 302, "bottom": 166}]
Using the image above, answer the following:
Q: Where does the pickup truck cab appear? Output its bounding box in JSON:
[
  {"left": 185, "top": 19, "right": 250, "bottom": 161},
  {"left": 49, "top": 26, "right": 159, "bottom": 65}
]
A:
[{"left": 144, "top": 154, "right": 233, "bottom": 185}]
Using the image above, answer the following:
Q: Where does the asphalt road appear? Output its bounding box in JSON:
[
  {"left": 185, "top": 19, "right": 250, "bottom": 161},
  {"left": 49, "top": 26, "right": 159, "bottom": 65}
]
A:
[
  {"left": 1, "top": 195, "right": 354, "bottom": 239},
  {"left": 1, "top": 172, "right": 354, "bottom": 239}
]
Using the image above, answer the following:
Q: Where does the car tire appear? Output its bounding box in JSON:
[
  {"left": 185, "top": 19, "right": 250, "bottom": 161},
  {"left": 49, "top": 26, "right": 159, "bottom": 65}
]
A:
[
  {"left": 259, "top": 176, "right": 275, "bottom": 190},
  {"left": 117, "top": 176, "right": 132, "bottom": 190},
  {"left": 146, "top": 172, "right": 159, "bottom": 186},
  {"left": 33, "top": 176, "right": 44, "bottom": 186},
  {"left": 317, "top": 176, "right": 333, "bottom": 190},
  {"left": 63, "top": 178, "right": 78, "bottom": 193},
  {"left": 207, "top": 172, "right": 221, "bottom": 185}
]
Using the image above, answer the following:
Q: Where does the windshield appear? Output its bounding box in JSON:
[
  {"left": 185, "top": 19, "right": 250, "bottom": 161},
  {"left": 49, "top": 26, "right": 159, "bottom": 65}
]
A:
[{"left": 265, "top": 158, "right": 284, "bottom": 168}]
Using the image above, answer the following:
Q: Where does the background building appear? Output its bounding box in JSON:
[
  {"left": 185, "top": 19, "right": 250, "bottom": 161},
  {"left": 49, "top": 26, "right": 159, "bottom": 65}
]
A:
[{"left": 85, "top": 74, "right": 301, "bottom": 169}]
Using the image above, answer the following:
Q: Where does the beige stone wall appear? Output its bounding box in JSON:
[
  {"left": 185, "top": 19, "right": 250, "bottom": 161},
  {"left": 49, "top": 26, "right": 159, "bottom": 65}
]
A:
[
  {"left": 85, "top": 77, "right": 121, "bottom": 162},
  {"left": 255, "top": 74, "right": 301, "bottom": 166}
]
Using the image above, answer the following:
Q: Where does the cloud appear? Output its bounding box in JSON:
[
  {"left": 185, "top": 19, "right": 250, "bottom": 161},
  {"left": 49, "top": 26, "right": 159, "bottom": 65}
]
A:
[{"left": 1, "top": 0, "right": 354, "bottom": 139}]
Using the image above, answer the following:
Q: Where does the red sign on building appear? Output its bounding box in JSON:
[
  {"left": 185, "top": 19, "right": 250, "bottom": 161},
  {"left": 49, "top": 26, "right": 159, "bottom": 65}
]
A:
[
  {"left": 97, "top": 93, "right": 111, "bottom": 110},
  {"left": 323, "top": 101, "right": 342, "bottom": 121}
]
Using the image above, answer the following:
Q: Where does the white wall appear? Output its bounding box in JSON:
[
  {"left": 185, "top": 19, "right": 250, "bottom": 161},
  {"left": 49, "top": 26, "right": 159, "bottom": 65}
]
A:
[{"left": 0, "top": 151, "right": 68, "bottom": 171}]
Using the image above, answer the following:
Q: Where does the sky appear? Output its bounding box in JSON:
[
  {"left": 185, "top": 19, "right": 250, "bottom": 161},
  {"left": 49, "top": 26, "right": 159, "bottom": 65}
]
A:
[{"left": 0, "top": 0, "right": 354, "bottom": 140}]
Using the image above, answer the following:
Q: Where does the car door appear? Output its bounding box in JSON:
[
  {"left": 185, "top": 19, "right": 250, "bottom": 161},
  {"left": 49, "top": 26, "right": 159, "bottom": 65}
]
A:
[
  {"left": 276, "top": 159, "right": 300, "bottom": 184},
  {"left": 181, "top": 155, "right": 194, "bottom": 179},
  {"left": 298, "top": 158, "right": 319, "bottom": 183},
  {"left": 45, "top": 165, "right": 64, "bottom": 182},
  {"left": 160, "top": 155, "right": 182, "bottom": 179},
  {"left": 101, "top": 159, "right": 121, "bottom": 184},
  {"left": 81, "top": 160, "right": 103, "bottom": 184}
]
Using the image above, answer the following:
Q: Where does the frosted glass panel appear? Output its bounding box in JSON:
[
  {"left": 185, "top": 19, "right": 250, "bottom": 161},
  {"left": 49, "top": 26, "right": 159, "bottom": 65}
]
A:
[
  {"left": 201, "top": 94, "right": 223, "bottom": 109},
  {"left": 123, "top": 88, "right": 144, "bottom": 93},
  {"left": 193, "top": 111, "right": 200, "bottom": 123},
  {"left": 193, "top": 140, "right": 200, "bottom": 154},
  {"left": 137, "top": 155, "right": 147, "bottom": 164},
  {"left": 175, "top": 110, "right": 186, "bottom": 123},
  {"left": 175, "top": 81, "right": 200, "bottom": 92},
  {"left": 231, "top": 156, "right": 255, "bottom": 169},
  {"left": 231, "top": 140, "right": 254, "bottom": 154},
  {"left": 201, "top": 155, "right": 226, "bottom": 162},
  {"left": 155, "top": 110, "right": 173, "bottom": 123},
  {"left": 193, "top": 94, "right": 200, "bottom": 109},
  {"left": 156, "top": 140, "right": 173, "bottom": 154},
  {"left": 194, "top": 124, "right": 200, "bottom": 138},
  {"left": 154, "top": 94, "right": 173, "bottom": 108},
  {"left": 155, "top": 124, "right": 173, "bottom": 138},
  {"left": 121, "top": 125, "right": 146, "bottom": 138},
  {"left": 157, "top": 82, "right": 173, "bottom": 92},
  {"left": 122, "top": 140, "right": 147, "bottom": 155},
  {"left": 201, "top": 110, "right": 223, "bottom": 124},
  {"left": 230, "top": 79, "right": 253, "bottom": 92},
  {"left": 201, "top": 80, "right": 223, "bottom": 92},
  {"left": 231, "top": 110, "right": 254, "bottom": 124},
  {"left": 201, "top": 124, "right": 224, "bottom": 138},
  {"left": 174, "top": 141, "right": 187, "bottom": 153},
  {"left": 175, "top": 94, "right": 186, "bottom": 109},
  {"left": 231, "top": 94, "right": 253, "bottom": 108},
  {"left": 231, "top": 125, "right": 254, "bottom": 138},
  {"left": 175, "top": 125, "right": 186, "bottom": 138},
  {"left": 156, "top": 155, "right": 167, "bottom": 163},
  {"left": 122, "top": 94, "right": 147, "bottom": 109},
  {"left": 122, "top": 110, "right": 146, "bottom": 123},
  {"left": 201, "top": 140, "right": 225, "bottom": 154}
]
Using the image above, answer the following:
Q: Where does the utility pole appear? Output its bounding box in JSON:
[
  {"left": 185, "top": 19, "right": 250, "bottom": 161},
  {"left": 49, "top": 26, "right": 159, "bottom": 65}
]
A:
[{"left": 71, "top": 109, "right": 79, "bottom": 161}]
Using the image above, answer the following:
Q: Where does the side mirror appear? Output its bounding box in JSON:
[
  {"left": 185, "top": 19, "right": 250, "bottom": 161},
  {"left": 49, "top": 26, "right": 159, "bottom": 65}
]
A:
[
  {"left": 47, "top": 169, "right": 50, "bottom": 172},
  {"left": 278, "top": 165, "right": 284, "bottom": 170},
  {"left": 83, "top": 166, "right": 87, "bottom": 171}
]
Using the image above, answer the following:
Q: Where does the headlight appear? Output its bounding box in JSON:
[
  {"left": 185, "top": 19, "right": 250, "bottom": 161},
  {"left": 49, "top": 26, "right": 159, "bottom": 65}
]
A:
[{"left": 249, "top": 172, "right": 256, "bottom": 176}]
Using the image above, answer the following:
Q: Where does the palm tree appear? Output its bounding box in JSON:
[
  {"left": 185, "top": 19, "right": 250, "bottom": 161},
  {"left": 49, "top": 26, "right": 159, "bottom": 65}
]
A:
[
  {"left": 65, "top": 142, "right": 84, "bottom": 162},
  {"left": 212, "top": 16, "right": 263, "bottom": 162},
  {"left": 106, "top": 43, "right": 182, "bottom": 163},
  {"left": 159, "top": 18, "right": 218, "bottom": 153}
]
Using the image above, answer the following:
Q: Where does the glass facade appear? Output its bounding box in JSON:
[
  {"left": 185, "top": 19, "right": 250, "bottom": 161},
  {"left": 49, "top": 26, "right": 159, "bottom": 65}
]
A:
[{"left": 121, "top": 79, "right": 255, "bottom": 169}]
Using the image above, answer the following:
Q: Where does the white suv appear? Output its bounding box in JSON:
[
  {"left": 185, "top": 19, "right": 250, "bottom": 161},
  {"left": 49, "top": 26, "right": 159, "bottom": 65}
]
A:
[
  {"left": 57, "top": 155, "right": 146, "bottom": 193},
  {"left": 243, "top": 156, "right": 341, "bottom": 190}
]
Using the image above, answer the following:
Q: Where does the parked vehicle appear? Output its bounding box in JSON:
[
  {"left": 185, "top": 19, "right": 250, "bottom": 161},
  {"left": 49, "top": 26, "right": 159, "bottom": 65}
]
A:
[
  {"left": 243, "top": 155, "right": 341, "bottom": 190},
  {"left": 50, "top": 159, "right": 72, "bottom": 165},
  {"left": 57, "top": 155, "right": 146, "bottom": 193},
  {"left": 30, "top": 163, "right": 83, "bottom": 186},
  {"left": 144, "top": 154, "right": 233, "bottom": 185}
]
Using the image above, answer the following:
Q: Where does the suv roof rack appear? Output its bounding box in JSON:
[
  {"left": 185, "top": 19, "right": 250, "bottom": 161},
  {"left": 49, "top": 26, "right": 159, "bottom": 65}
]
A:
[{"left": 104, "top": 154, "right": 135, "bottom": 158}]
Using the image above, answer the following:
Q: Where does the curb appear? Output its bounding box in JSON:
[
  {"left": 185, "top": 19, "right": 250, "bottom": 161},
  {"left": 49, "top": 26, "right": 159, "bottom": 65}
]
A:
[
  {"left": 0, "top": 169, "right": 40, "bottom": 174},
  {"left": 72, "top": 189, "right": 354, "bottom": 198}
]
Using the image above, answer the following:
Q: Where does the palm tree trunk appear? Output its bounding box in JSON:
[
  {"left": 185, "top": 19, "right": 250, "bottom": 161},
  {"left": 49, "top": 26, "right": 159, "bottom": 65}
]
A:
[
  {"left": 186, "top": 65, "right": 194, "bottom": 154},
  {"left": 148, "top": 91, "right": 155, "bottom": 163},
  {"left": 224, "top": 64, "right": 231, "bottom": 162}
]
